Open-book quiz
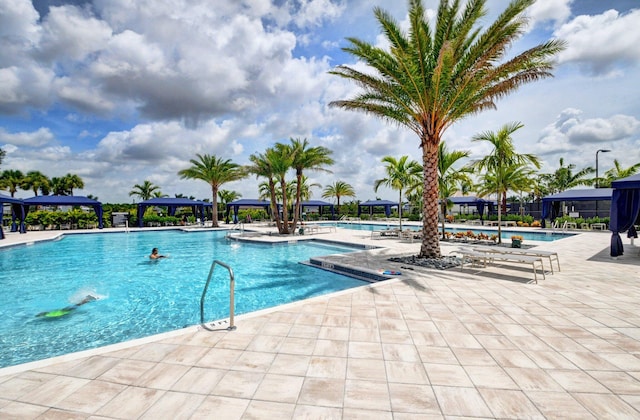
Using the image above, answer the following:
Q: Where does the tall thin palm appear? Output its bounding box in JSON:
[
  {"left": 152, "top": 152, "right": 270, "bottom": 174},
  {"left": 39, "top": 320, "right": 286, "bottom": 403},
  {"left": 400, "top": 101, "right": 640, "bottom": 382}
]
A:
[
  {"left": 129, "top": 180, "right": 161, "bottom": 201},
  {"left": 472, "top": 122, "right": 540, "bottom": 242},
  {"left": 289, "top": 138, "right": 334, "bottom": 230},
  {"left": 178, "top": 154, "right": 245, "bottom": 227},
  {"left": 438, "top": 142, "right": 471, "bottom": 239},
  {"left": 374, "top": 155, "right": 422, "bottom": 230},
  {"left": 22, "top": 171, "right": 51, "bottom": 196},
  {"left": 329, "top": 0, "right": 565, "bottom": 258},
  {"left": 601, "top": 159, "right": 640, "bottom": 187},
  {"left": 0, "top": 170, "right": 25, "bottom": 197},
  {"left": 322, "top": 180, "right": 356, "bottom": 217}
]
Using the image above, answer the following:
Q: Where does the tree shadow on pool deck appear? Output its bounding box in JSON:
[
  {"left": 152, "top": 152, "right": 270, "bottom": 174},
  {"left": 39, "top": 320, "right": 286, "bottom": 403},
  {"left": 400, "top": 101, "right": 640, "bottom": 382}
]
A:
[{"left": 587, "top": 245, "right": 640, "bottom": 266}]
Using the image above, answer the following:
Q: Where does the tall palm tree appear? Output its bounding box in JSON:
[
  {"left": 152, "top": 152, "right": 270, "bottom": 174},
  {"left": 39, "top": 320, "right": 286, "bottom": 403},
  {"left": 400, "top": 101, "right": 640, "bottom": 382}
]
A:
[
  {"left": 374, "top": 155, "right": 422, "bottom": 230},
  {"left": 0, "top": 169, "right": 25, "bottom": 197},
  {"left": 248, "top": 147, "right": 292, "bottom": 233},
  {"left": 0, "top": 148, "right": 6, "bottom": 168},
  {"left": 540, "top": 158, "right": 594, "bottom": 193},
  {"left": 129, "top": 180, "right": 161, "bottom": 201},
  {"left": 601, "top": 159, "right": 640, "bottom": 187},
  {"left": 472, "top": 122, "right": 540, "bottom": 242},
  {"left": 22, "top": 171, "right": 51, "bottom": 196},
  {"left": 178, "top": 154, "right": 245, "bottom": 227},
  {"left": 438, "top": 142, "right": 471, "bottom": 239},
  {"left": 322, "top": 180, "right": 356, "bottom": 217},
  {"left": 329, "top": 0, "right": 565, "bottom": 258},
  {"left": 62, "top": 173, "right": 84, "bottom": 195},
  {"left": 289, "top": 138, "right": 334, "bottom": 231}
]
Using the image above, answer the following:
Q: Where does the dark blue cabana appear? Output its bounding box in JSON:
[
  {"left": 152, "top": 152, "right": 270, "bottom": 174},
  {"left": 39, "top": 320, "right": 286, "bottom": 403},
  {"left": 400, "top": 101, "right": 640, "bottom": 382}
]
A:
[
  {"left": 24, "top": 195, "right": 104, "bottom": 229},
  {"left": 225, "top": 199, "right": 277, "bottom": 223},
  {"left": 448, "top": 196, "right": 488, "bottom": 222},
  {"left": 301, "top": 200, "right": 335, "bottom": 219},
  {"left": 542, "top": 188, "right": 613, "bottom": 221},
  {"left": 357, "top": 200, "right": 398, "bottom": 218},
  {"left": 0, "top": 194, "right": 26, "bottom": 238},
  {"left": 609, "top": 174, "right": 640, "bottom": 257},
  {"left": 137, "top": 197, "right": 212, "bottom": 227}
]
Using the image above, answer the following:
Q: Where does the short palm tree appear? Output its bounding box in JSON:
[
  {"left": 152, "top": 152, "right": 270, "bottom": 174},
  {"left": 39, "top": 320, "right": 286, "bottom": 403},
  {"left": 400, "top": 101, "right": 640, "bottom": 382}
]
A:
[
  {"left": 0, "top": 169, "right": 25, "bottom": 197},
  {"left": 218, "top": 189, "right": 241, "bottom": 222},
  {"left": 472, "top": 122, "right": 540, "bottom": 242},
  {"left": 289, "top": 138, "right": 334, "bottom": 230},
  {"left": 178, "top": 154, "right": 246, "bottom": 227},
  {"left": 329, "top": 0, "right": 565, "bottom": 258},
  {"left": 322, "top": 180, "right": 356, "bottom": 217},
  {"left": 438, "top": 142, "right": 471, "bottom": 239},
  {"left": 22, "top": 171, "right": 51, "bottom": 196},
  {"left": 601, "top": 159, "right": 640, "bottom": 187},
  {"left": 374, "top": 155, "right": 422, "bottom": 231},
  {"left": 129, "top": 180, "right": 161, "bottom": 201},
  {"left": 540, "top": 158, "right": 594, "bottom": 193},
  {"left": 62, "top": 173, "right": 84, "bottom": 195}
]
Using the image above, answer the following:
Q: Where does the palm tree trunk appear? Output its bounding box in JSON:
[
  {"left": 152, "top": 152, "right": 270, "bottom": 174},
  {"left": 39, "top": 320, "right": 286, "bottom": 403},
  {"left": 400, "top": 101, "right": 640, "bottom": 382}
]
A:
[
  {"left": 497, "top": 190, "right": 502, "bottom": 244},
  {"left": 280, "top": 178, "right": 290, "bottom": 234},
  {"left": 211, "top": 185, "right": 219, "bottom": 227},
  {"left": 419, "top": 142, "right": 441, "bottom": 259},
  {"left": 398, "top": 191, "right": 403, "bottom": 231},
  {"left": 292, "top": 172, "right": 302, "bottom": 232}
]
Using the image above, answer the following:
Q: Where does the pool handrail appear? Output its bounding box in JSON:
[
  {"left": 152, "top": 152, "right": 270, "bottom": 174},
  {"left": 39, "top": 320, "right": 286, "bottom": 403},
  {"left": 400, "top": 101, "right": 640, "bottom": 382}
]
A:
[{"left": 200, "top": 260, "right": 236, "bottom": 331}]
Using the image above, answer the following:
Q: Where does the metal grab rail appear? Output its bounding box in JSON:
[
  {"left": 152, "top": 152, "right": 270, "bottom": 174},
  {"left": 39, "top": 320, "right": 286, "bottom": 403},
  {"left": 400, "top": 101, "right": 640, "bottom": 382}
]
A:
[{"left": 200, "top": 260, "right": 236, "bottom": 331}]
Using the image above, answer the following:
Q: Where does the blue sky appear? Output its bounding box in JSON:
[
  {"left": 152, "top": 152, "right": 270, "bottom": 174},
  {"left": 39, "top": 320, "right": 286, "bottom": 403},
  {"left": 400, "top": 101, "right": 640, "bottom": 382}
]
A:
[{"left": 1, "top": 0, "right": 639, "bottom": 203}]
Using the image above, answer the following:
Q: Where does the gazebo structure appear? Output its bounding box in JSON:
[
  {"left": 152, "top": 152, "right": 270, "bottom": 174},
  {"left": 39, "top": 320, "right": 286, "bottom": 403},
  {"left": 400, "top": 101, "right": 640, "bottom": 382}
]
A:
[
  {"left": 136, "top": 197, "right": 212, "bottom": 227},
  {"left": 542, "top": 188, "right": 613, "bottom": 222},
  {"left": 609, "top": 174, "right": 640, "bottom": 257},
  {"left": 0, "top": 194, "right": 26, "bottom": 238},
  {"left": 225, "top": 199, "right": 274, "bottom": 223},
  {"left": 448, "top": 196, "right": 491, "bottom": 223},
  {"left": 300, "top": 200, "right": 335, "bottom": 219},
  {"left": 357, "top": 200, "right": 398, "bottom": 218},
  {"left": 24, "top": 195, "right": 104, "bottom": 229}
]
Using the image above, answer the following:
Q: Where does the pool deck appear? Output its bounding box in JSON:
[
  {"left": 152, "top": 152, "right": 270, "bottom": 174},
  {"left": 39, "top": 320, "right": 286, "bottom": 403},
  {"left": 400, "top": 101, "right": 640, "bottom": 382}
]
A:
[{"left": 1, "top": 223, "right": 640, "bottom": 419}]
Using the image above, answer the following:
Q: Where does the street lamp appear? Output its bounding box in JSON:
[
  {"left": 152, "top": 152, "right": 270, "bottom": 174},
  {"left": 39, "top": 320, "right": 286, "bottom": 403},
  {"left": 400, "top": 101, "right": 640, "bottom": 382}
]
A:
[
  {"left": 595, "top": 149, "right": 611, "bottom": 188},
  {"left": 595, "top": 148, "right": 611, "bottom": 218}
]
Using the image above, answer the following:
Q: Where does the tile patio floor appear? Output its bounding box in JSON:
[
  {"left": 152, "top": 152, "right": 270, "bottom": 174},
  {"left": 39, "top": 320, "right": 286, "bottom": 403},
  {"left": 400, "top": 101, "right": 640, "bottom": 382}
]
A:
[{"left": 1, "top": 224, "right": 639, "bottom": 419}]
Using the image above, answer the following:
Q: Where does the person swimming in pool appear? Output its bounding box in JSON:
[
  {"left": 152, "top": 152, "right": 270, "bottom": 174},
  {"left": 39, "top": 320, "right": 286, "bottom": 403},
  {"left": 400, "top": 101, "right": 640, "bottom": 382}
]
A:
[
  {"left": 36, "top": 295, "right": 98, "bottom": 318},
  {"left": 149, "top": 247, "right": 168, "bottom": 260}
]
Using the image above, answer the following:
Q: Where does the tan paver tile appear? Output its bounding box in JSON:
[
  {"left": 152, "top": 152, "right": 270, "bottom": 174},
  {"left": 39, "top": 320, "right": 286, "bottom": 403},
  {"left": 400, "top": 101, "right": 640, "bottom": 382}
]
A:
[
  {"left": 416, "top": 346, "right": 458, "bottom": 365},
  {"left": 559, "top": 350, "right": 618, "bottom": 370},
  {"left": 134, "top": 362, "right": 190, "bottom": 389},
  {"left": 344, "top": 379, "right": 391, "bottom": 411},
  {"left": 505, "top": 367, "right": 564, "bottom": 391},
  {"left": 245, "top": 334, "right": 285, "bottom": 353},
  {"left": 252, "top": 374, "right": 303, "bottom": 403},
  {"left": 55, "top": 379, "right": 126, "bottom": 413},
  {"left": 17, "top": 375, "right": 89, "bottom": 406},
  {"left": 479, "top": 388, "right": 544, "bottom": 418},
  {"left": 423, "top": 363, "right": 472, "bottom": 387},
  {"left": 382, "top": 343, "right": 420, "bottom": 362},
  {"left": 130, "top": 343, "right": 179, "bottom": 362},
  {"left": 307, "top": 356, "right": 347, "bottom": 379},
  {"left": 268, "top": 353, "right": 311, "bottom": 376},
  {"left": 348, "top": 341, "right": 383, "bottom": 359},
  {"left": 523, "top": 350, "right": 578, "bottom": 370},
  {"left": 342, "top": 407, "right": 393, "bottom": 419},
  {"left": 464, "top": 365, "right": 518, "bottom": 389},
  {"left": 526, "top": 390, "right": 597, "bottom": 419},
  {"left": 195, "top": 348, "right": 242, "bottom": 369},
  {"left": 162, "top": 344, "right": 210, "bottom": 365},
  {"left": 587, "top": 370, "right": 640, "bottom": 395},
  {"left": 170, "top": 366, "right": 226, "bottom": 394},
  {"left": 211, "top": 370, "right": 264, "bottom": 399},
  {"left": 190, "top": 395, "right": 249, "bottom": 419},
  {"left": 451, "top": 348, "right": 496, "bottom": 366},
  {"left": 298, "top": 378, "right": 345, "bottom": 408},
  {"left": 230, "top": 350, "right": 276, "bottom": 373},
  {"left": 388, "top": 383, "right": 440, "bottom": 414},
  {"left": 0, "top": 401, "right": 48, "bottom": 418},
  {"left": 572, "top": 392, "right": 640, "bottom": 418},
  {"left": 544, "top": 369, "right": 607, "bottom": 393},
  {"left": 487, "top": 348, "right": 537, "bottom": 368},
  {"left": 292, "top": 404, "right": 342, "bottom": 419},
  {"left": 347, "top": 358, "right": 386, "bottom": 381},
  {"left": 139, "top": 390, "right": 205, "bottom": 419},
  {"left": 314, "top": 339, "right": 349, "bottom": 357},
  {"left": 0, "top": 371, "right": 55, "bottom": 400},
  {"left": 432, "top": 386, "right": 492, "bottom": 417},
  {"left": 97, "top": 359, "right": 156, "bottom": 385},
  {"left": 279, "top": 337, "right": 317, "bottom": 355},
  {"left": 96, "top": 386, "right": 164, "bottom": 418}
]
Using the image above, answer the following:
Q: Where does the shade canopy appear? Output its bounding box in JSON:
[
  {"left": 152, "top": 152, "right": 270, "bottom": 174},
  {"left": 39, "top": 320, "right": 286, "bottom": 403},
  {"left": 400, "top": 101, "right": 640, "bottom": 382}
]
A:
[
  {"left": 301, "top": 200, "right": 335, "bottom": 218},
  {"left": 542, "top": 188, "right": 613, "bottom": 220},
  {"left": 24, "top": 195, "right": 104, "bottom": 229},
  {"left": 0, "top": 194, "right": 26, "bottom": 238},
  {"left": 357, "top": 200, "right": 398, "bottom": 218},
  {"left": 137, "top": 197, "right": 212, "bottom": 227},
  {"left": 225, "top": 199, "right": 274, "bottom": 222},
  {"left": 609, "top": 174, "right": 640, "bottom": 257}
]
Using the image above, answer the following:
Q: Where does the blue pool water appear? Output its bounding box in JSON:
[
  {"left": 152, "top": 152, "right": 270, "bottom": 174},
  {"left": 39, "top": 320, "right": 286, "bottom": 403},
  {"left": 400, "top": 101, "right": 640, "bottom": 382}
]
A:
[
  {"left": 324, "top": 222, "right": 573, "bottom": 242},
  {"left": 0, "top": 230, "right": 366, "bottom": 368}
]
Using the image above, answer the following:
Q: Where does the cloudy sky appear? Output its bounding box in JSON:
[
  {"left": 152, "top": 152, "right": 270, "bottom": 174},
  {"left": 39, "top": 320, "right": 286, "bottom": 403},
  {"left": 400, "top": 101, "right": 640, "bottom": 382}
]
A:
[{"left": 1, "top": 0, "right": 639, "bottom": 203}]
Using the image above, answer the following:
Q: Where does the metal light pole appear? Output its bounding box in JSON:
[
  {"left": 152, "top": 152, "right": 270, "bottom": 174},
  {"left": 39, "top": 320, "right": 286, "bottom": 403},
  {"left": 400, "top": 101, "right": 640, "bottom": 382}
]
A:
[{"left": 595, "top": 149, "right": 611, "bottom": 217}]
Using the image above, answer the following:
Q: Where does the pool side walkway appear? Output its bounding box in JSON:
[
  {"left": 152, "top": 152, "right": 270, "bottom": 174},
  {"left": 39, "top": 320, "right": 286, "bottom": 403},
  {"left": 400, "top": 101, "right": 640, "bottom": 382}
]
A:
[{"left": 1, "top": 224, "right": 640, "bottom": 419}]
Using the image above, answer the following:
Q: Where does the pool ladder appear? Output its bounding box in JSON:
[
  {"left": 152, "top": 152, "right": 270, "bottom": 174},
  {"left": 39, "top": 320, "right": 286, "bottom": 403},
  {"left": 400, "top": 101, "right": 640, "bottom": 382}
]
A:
[{"left": 200, "top": 260, "right": 236, "bottom": 331}]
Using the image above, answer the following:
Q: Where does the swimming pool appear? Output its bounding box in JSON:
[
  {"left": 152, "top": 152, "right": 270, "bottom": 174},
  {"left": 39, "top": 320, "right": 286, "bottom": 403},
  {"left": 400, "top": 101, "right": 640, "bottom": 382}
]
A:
[
  {"left": 0, "top": 230, "right": 366, "bottom": 368},
  {"left": 323, "top": 222, "right": 573, "bottom": 242}
]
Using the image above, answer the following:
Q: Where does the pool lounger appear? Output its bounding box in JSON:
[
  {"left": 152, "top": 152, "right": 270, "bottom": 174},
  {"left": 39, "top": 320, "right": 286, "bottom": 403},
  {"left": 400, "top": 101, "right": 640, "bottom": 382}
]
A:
[
  {"left": 456, "top": 249, "right": 546, "bottom": 284},
  {"left": 471, "top": 246, "right": 560, "bottom": 274}
]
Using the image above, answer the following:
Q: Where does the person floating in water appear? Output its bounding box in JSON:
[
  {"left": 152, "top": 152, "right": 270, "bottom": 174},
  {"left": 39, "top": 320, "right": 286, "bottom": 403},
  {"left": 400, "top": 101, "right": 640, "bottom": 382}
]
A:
[
  {"left": 36, "top": 295, "right": 98, "bottom": 318},
  {"left": 149, "top": 247, "right": 168, "bottom": 260}
]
